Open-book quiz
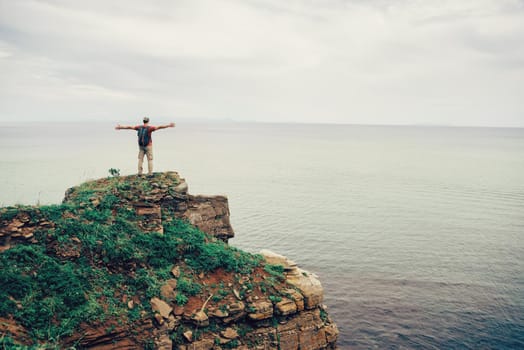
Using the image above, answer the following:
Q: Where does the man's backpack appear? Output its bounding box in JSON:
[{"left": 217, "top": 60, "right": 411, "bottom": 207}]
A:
[{"left": 137, "top": 126, "right": 151, "bottom": 146}]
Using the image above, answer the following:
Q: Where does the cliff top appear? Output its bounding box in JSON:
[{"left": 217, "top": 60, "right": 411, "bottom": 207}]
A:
[
  {"left": 0, "top": 171, "right": 337, "bottom": 349},
  {"left": 63, "top": 171, "right": 183, "bottom": 205}
]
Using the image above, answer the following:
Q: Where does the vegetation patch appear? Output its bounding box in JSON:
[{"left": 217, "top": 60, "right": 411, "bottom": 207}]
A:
[
  {"left": 0, "top": 173, "right": 319, "bottom": 349},
  {"left": 0, "top": 175, "right": 264, "bottom": 347},
  {"left": 264, "top": 263, "right": 285, "bottom": 280}
]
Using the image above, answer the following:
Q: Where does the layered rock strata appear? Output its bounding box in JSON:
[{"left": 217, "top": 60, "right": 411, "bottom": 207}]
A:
[{"left": 163, "top": 250, "right": 338, "bottom": 350}]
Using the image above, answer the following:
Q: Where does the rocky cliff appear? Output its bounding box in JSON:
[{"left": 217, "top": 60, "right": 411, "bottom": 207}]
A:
[{"left": 0, "top": 172, "right": 338, "bottom": 349}]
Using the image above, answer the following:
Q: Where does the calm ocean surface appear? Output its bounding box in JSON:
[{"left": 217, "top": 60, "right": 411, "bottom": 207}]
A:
[{"left": 1, "top": 121, "right": 523, "bottom": 349}]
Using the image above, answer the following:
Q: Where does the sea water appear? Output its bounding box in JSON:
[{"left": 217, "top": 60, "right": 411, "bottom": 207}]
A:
[{"left": 1, "top": 121, "right": 523, "bottom": 349}]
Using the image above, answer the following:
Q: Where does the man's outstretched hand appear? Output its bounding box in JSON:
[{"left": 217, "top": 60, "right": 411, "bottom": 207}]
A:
[
  {"left": 169, "top": 122, "right": 176, "bottom": 127},
  {"left": 115, "top": 124, "right": 134, "bottom": 130}
]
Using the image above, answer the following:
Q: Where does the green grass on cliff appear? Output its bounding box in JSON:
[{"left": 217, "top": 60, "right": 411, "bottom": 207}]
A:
[
  {"left": 0, "top": 178, "right": 263, "bottom": 347},
  {"left": 63, "top": 172, "right": 180, "bottom": 205}
]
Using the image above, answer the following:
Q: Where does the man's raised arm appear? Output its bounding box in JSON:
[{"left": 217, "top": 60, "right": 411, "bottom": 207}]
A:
[
  {"left": 155, "top": 122, "right": 176, "bottom": 130},
  {"left": 115, "top": 124, "right": 135, "bottom": 130}
]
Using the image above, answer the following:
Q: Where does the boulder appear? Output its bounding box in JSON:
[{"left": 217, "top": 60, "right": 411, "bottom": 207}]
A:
[
  {"left": 150, "top": 297, "right": 172, "bottom": 319},
  {"left": 160, "top": 283, "right": 175, "bottom": 300},
  {"left": 285, "top": 269, "right": 323, "bottom": 309},
  {"left": 174, "top": 181, "right": 188, "bottom": 194}
]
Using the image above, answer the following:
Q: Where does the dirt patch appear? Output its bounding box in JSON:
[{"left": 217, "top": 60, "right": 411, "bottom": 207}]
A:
[
  {"left": 0, "top": 317, "right": 31, "bottom": 345},
  {"left": 200, "top": 267, "right": 235, "bottom": 286}
]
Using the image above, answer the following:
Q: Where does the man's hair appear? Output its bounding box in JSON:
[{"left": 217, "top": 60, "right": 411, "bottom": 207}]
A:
[{"left": 143, "top": 117, "right": 150, "bottom": 123}]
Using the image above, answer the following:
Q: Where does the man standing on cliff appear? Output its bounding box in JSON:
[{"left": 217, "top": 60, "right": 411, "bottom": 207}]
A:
[{"left": 115, "top": 117, "right": 175, "bottom": 176}]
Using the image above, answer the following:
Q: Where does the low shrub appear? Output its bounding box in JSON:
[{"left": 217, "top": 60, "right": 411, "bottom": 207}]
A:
[{"left": 264, "top": 264, "right": 285, "bottom": 279}]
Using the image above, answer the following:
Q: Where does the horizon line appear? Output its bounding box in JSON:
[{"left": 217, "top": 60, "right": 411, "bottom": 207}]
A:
[{"left": 0, "top": 118, "right": 523, "bottom": 129}]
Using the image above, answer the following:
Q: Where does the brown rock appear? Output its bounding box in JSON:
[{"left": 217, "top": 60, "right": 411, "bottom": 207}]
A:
[
  {"left": 221, "top": 327, "right": 239, "bottom": 339},
  {"left": 324, "top": 323, "right": 339, "bottom": 343},
  {"left": 154, "top": 313, "right": 164, "bottom": 325},
  {"left": 223, "top": 312, "right": 246, "bottom": 324},
  {"left": 167, "top": 278, "right": 178, "bottom": 289},
  {"left": 276, "top": 297, "right": 297, "bottom": 316},
  {"left": 166, "top": 315, "right": 179, "bottom": 329},
  {"left": 183, "top": 195, "right": 234, "bottom": 242},
  {"left": 222, "top": 302, "right": 246, "bottom": 323},
  {"left": 155, "top": 333, "right": 173, "bottom": 350},
  {"left": 135, "top": 205, "right": 161, "bottom": 216},
  {"left": 171, "top": 266, "right": 181, "bottom": 278},
  {"left": 286, "top": 269, "right": 323, "bottom": 309},
  {"left": 277, "top": 329, "right": 299, "bottom": 350},
  {"left": 174, "top": 181, "right": 188, "bottom": 194},
  {"left": 173, "top": 304, "right": 185, "bottom": 316},
  {"left": 260, "top": 249, "right": 298, "bottom": 271},
  {"left": 150, "top": 297, "right": 172, "bottom": 318},
  {"left": 64, "top": 319, "right": 155, "bottom": 349},
  {"left": 248, "top": 301, "right": 273, "bottom": 321},
  {"left": 217, "top": 336, "right": 231, "bottom": 345},
  {"left": 190, "top": 310, "right": 209, "bottom": 327},
  {"left": 241, "top": 327, "right": 278, "bottom": 349},
  {"left": 7, "top": 221, "right": 22, "bottom": 232},
  {"left": 178, "top": 337, "right": 214, "bottom": 350},
  {"left": 228, "top": 301, "right": 245, "bottom": 314},
  {"left": 233, "top": 288, "right": 241, "bottom": 300},
  {"left": 21, "top": 231, "right": 34, "bottom": 239},
  {"left": 298, "top": 326, "right": 327, "bottom": 350},
  {"left": 209, "top": 308, "right": 228, "bottom": 318},
  {"left": 183, "top": 330, "right": 193, "bottom": 342},
  {"left": 282, "top": 288, "right": 305, "bottom": 312},
  {"left": 160, "top": 283, "right": 175, "bottom": 300}
]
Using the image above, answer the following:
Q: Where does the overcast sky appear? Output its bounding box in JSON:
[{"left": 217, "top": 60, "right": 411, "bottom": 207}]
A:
[{"left": 0, "top": 0, "right": 523, "bottom": 127}]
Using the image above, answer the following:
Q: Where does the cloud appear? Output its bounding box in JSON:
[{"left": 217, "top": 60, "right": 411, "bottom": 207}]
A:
[{"left": 0, "top": 0, "right": 523, "bottom": 126}]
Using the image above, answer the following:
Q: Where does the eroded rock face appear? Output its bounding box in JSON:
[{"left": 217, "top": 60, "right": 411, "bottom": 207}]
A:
[
  {"left": 0, "top": 212, "right": 54, "bottom": 252},
  {"left": 182, "top": 195, "right": 233, "bottom": 241},
  {"left": 70, "top": 172, "right": 234, "bottom": 242},
  {"left": 148, "top": 249, "right": 338, "bottom": 350},
  {"left": 62, "top": 319, "right": 156, "bottom": 350},
  {"left": 260, "top": 250, "right": 324, "bottom": 310}
]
